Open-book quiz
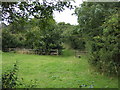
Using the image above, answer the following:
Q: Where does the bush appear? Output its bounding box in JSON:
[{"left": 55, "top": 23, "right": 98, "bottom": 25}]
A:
[
  {"left": 76, "top": 2, "right": 119, "bottom": 75},
  {"left": 88, "top": 13, "right": 120, "bottom": 75},
  {"left": 2, "top": 61, "right": 37, "bottom": 88},
  {"left": 2, "top": 61, "right": 18, "bottom": 88}
]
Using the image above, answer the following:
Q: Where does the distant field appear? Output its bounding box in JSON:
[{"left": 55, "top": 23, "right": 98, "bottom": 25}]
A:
[{"left": 2, "top": 50, "right": 118, "bottom": 88}]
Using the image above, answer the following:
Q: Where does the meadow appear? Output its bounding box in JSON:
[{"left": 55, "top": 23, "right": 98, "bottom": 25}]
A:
[{"left": 2, "top": 49, "right": 118, "bottom": 88}]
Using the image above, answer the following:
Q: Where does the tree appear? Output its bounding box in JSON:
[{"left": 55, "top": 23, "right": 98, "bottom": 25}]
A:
[
  {"left": 2, "top": 0, "right": 75, "bottom": 54},
  {"left": 2, "top": 27, "right": 19, "bottom": 51},
  {"left": 75, "top": 2, "right": 119, "bottom": 75},
  {"left": 1, "top": 0, "right": 74, "bottom": 24},
  {"left": 25, "top": 17, "right": 63, "bottom": 55}
]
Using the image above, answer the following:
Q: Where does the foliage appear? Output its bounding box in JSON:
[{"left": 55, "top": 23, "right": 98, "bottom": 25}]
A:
[
  {"left": 2, "top": 27, "right": 18, "bottom": 51},
  {"left": 95, "top": 13, "right": 120, "bottom": 74},
  {"left": 56, "top": 22, "right": 85, "bottom": 50},
  {"left": 2, "top": 17, "right": 63, "bottom": 54},
  {"left": 2, "top": 25, "right": 26, "bottom": 51},
  {"left": 25, "top": 18, "right": 63, "bottom": 54},
  {"left": 76, "top": 2, "right": 120, "bottom": 75},
  {"left": 2, "top": 0, "right": 74, "bottom": 23},
  {"left": 67, "top": 25, "right": 85, "bottom": 50},
  {"left": 2, "top": 61, "right": 38, "bottom": 88},
  {"left": 2, "top": 61, "right": 18, "bottom": 88},
  {"left": 1, "top": 0, "right": 75, "bottom": 54}
]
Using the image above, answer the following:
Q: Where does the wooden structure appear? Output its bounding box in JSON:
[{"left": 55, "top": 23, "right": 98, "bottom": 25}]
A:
[
  {"left": 50, "top": 49, "right": 59, "bottom": 55},
  {"left": 8, "top": 48, "right": 59, "bottom": 55},
  {"left": 75, "top": 50, "right": 88, "bottom": 58}
]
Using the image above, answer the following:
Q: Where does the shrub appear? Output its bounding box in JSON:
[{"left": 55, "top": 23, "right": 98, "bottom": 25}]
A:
[
  {"left": 2, "top": 61, "right": 37, "bottom": 88},
  {"left": 2, "top": 61, "right": 18, "bottom": 88}
]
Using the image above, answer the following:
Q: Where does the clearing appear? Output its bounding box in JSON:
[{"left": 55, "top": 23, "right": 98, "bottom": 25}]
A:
[{"left": 2, "top": 50, "right": 118, "bottom": 88}]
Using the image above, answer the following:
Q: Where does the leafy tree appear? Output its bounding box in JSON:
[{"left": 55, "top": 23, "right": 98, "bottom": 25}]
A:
[
  {"left": 2, "top": 27, "right": 18, "bottom": 51},
  {"left": 2, "top": 0, "right": 75, "bottom": 54},
  {"left": 25, "top": 17, "right": 63, "bottom": 54},
  {"left": 56, "top": 22, "right": 85, "bottom": 50},
  {"left": 67, "top": 25, "right": 85, "bottom": 50},
  {"left": 76, "top": 2, "right": 119, "bottom": 75},
  {"left": 2, "top": 0, "right": 74, "bottom": 24}
]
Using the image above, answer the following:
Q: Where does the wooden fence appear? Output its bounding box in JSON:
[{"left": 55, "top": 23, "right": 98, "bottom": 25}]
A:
[
  {"left": 8, "top": 48, "right": 59, "bottom": 55},
  {"left": 7, "top": 48, "right": 87, "bottom": 56},
  {"left": 74, "top": 50, "right": 88, "bottom": 58}
]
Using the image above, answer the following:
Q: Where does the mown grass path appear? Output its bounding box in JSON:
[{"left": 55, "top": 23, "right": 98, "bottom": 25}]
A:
[{"left": 2, "top": 52, "right": 118, "bottom": 88}]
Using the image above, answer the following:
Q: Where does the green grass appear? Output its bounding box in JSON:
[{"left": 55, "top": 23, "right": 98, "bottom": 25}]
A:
[{"left": 2, "top": 50, "right": 118, "bottom": 88}]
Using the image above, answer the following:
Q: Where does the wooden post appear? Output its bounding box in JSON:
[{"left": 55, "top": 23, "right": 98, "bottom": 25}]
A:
[{"left": 57, "top": 49, "right": 58, "bottom": 55}]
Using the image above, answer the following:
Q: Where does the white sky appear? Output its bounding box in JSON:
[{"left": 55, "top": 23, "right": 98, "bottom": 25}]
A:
[{"left": 53, "top": 0, "right": 83, "bottom": 25}]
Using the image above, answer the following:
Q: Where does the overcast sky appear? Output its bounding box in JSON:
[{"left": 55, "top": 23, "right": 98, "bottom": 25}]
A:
[{"left": 53, "top": 0, "right": 83, "bottom": 25}]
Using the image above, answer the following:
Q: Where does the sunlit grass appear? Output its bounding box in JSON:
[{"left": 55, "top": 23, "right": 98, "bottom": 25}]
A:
[{"left": 2, "top": 50, "right": 118, "bottom": 88}]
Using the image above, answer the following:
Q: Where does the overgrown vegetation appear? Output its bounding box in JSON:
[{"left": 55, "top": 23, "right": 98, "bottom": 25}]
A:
[
  {"left": 2, "top": 61, "right": 38, "bottom": 88},
  {"left": 75, "top": 2, "right": 120, "bottom": 75},
  {"left": 2, "top": 61, "right": 18, "bottom": 88}
]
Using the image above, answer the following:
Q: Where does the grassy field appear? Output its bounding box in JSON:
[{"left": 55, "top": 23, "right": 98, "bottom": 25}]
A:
[{"left": 2, "top": 49, "right": 118, "bottom": 88}]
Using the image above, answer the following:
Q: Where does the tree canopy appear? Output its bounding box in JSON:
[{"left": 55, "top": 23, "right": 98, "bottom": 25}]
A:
[
  {"left": 75, "top": 2, "right": 119, "bottom": 75},
  {"left": 2, "top": 0, "right": 75, "bottom": 54}
]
